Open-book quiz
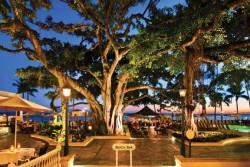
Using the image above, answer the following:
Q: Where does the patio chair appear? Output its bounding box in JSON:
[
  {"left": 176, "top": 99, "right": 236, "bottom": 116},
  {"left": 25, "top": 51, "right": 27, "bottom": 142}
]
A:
[
  {"left": 37, "top": 145, "right": 48, "bottom": 156},
  {"left": 30, "top": 145, "right": 48, "bottom": 160}
]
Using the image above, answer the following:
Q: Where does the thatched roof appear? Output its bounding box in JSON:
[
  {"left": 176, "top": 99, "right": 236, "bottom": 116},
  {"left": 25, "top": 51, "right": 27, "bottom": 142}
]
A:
[{"left": 133, "top": 106, "right": 159, "bottom": 116}]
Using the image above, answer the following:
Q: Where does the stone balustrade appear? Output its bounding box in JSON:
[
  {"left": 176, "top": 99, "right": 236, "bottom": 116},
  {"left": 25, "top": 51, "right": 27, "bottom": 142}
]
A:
[
  {"left": 175, "top": 155, "right": 250, "bottom": 167},
  {"left": 8, "top": 144, "right": 62, "bottom": 167}
]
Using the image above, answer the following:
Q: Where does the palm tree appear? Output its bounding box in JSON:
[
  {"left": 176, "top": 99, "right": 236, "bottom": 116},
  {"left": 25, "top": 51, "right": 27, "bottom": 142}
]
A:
[
  {"left": 13, "top": 78, "right": 38, "bottom": 100},
  {"left": 12, "top": 78, "right": 38, "bottom": 122},
  {"left": 239, "top": 69, "right": 250, "bottom": 107},
  {"left": 224, "top": 84, "right": 249, "bottom": 120},
  {"left": 203, "top": 64, "right": 220, "bottom": 120},
  {"left": 44, "top": 89, "right": 60, "bottom": 112}
]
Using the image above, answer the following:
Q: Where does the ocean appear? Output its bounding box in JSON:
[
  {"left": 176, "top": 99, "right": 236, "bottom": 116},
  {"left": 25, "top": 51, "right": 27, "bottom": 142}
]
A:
[
  {"left": 0, "top": 111, "right": 91, "bottom": 123},
  {"left": 0, "top": 111, "right": 250, "bottom": 123},
  {"left": 169, "top": 113, "right": 250, "bottom": 121}
]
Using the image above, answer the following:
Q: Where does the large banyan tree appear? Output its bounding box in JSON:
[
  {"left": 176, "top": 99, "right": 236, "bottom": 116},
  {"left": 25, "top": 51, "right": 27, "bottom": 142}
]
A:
[
  {"left": 142, "top": 0, "right": 250, "bottom": 130},
  {"left": 0, "top": 0, "right": 250, "bottom": 134}
]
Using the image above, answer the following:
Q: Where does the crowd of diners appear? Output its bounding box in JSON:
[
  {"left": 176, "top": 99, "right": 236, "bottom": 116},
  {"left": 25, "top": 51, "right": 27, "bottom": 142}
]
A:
[{"left": 125, "top": 118, "right": 179, "bottom": 137}]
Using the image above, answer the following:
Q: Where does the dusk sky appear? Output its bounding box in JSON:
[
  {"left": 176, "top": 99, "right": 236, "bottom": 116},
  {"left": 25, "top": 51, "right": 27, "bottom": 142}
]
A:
[{"left": 0, "top": 1, "right": 249, "bottom": 114}]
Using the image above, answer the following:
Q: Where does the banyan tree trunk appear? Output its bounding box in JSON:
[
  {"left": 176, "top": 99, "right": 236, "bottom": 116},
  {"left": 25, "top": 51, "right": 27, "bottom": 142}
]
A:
[{"left": 184, "top": 47, "right": 198, "bottom": 134}]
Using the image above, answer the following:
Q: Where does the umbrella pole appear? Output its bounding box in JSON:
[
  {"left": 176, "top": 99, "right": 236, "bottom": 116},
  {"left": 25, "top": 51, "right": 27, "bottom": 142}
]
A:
[{"left": 15, "top": 111, "right": 18, "bottom": 150}]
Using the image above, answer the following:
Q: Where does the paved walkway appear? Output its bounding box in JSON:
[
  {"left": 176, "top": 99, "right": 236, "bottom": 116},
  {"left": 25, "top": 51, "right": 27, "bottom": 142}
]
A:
[{"left": 1, "top": 131, "right": 250, "bottom": 167}]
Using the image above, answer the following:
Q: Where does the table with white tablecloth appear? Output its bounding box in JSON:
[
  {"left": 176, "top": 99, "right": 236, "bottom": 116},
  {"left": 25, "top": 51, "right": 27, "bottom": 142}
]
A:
[
  {"left": 0, "top": 152, "right": 19, "bottom": 165},
  {"left": 0, "top": 147, "right": 35, "bottom": 159},
  {"left": 17, "top": 148, "right": 35, "bottom": 159}
]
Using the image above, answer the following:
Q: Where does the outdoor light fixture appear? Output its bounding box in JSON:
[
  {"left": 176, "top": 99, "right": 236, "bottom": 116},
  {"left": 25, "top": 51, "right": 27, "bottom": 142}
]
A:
[
  {"left": 179, "top": 88, "right": 187, "bottom": 97},
  {"left": 17, "top": 143, "right": 21, "bottom": 150},
  {"left": 63, "top": 88, "right": 71, "bottom": 156},
  {"left": 63, "top": 88, "right": 71, "bottom": 97},
  {"left": 179, "top": 87, "right": 187, "bottom": 157},
  {"left": 10, "top": 145, "right": 14, "bottom": 152},
  {"left": 88, "top": 125, "right": 92, "bottom": 136}
]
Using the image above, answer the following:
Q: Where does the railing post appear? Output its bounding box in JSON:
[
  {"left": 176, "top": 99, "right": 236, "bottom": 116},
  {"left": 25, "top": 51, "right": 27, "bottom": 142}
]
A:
[
  {"left": 57, "top": 144, "right": 62, "bottom": 167},
  {"left": 16, "top": 144, "right": 63, "bottom": 167}
]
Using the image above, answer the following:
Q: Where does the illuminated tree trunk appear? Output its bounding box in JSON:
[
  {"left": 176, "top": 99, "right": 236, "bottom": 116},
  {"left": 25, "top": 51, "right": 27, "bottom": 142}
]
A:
[
  {"left": 183, "top": 47, "right": 198, "bottom": 133},
  {"left": 58, "top": 79, "right": 67, "bottom": 135},
  {"left": 184, "top": 48, "right": 194, "bottom": 128},
  {"left": 105, "top": 74, "right": 129, "bottom": 134},
  {"left": 116, "top": 108, "right": 124, "bottom": 134},
  {"left": 102, "top": 75, "right": 112, "bottom": 134}
]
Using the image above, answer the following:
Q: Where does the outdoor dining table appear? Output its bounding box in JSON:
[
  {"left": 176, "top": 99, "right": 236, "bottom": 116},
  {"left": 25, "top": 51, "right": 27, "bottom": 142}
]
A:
[
  {"left": 0, "top": 151, "right": 19, "bottom": 165},
  {"left": 0, "top": 147, "right": 35, "bottom": 160}
]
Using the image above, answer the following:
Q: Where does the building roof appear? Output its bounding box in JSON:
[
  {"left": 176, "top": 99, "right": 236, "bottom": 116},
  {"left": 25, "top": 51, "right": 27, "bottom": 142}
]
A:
[{"left": 133, "top": 106, "right": 159, "bottom": 116}]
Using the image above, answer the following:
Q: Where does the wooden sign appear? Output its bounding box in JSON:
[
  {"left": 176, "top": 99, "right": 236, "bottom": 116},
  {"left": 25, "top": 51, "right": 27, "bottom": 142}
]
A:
[{"left": 186, "top": 129, "right": 195, "bottom": 140}]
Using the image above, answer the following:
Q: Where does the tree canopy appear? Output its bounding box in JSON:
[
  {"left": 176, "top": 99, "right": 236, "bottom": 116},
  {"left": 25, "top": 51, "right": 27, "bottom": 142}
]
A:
[{"left": 0, "top": 0, "right": 249, "bottom": 134}]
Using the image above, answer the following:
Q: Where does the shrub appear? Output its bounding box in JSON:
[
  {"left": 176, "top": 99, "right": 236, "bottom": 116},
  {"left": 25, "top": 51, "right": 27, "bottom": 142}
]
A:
[{"left": 172, "top": 132, "right": 241, "bottom": 142}]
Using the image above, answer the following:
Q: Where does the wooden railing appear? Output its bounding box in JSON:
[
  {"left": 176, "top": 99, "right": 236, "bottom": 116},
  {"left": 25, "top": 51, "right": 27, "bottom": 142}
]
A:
[{"left": 8, "top": 145, "right": 61, "bottom": 167}]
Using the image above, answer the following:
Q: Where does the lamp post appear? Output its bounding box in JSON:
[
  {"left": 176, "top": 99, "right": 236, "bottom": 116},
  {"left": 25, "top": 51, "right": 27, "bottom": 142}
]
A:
[
  {"left": 82, "top": 107, "right": 88, "bottom": 131},
  {"left": 179, "top": 88, "right": 187, "bottom": 157},
  {"left": 84, "top": 107, "right": 87, "bottom": 123},
  {"left": 63, "top": 88, "right": 71, "bottom": 156}
]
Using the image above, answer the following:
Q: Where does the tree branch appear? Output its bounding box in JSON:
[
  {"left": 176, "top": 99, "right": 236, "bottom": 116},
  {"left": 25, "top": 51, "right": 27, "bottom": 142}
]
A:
[
  {"left": 121, "top": 94, "right": 151, "bottom": 113},
  {"left": 0, "top": 40, "right": 39, "bottom": 60},
  {"left": 72, "top": 0, "right": 105, "bottom": 29},
  {"left": 205, "top": 39, "right": 250, "bottom": 54},
  {"left": 0, "top": 45, "right": 29, "bottom": 54},
  {"left": 75, "top": 61, "right": 103, "bottom": 87},
  {"left": 125, "top": 85, "right": 171, "bottom": 94},
  {"left": 201, "top": 39, "right": 250, "bottom": 63},
  {"left": 180, "top": 0, "right": 248, "bottom": 51},
  {"left": 36, "top": 21, "right": 94, "bottom": 33}
]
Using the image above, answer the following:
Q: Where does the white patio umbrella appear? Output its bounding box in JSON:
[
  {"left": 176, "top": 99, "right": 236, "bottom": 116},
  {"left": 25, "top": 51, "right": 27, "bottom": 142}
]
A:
[
  {"left": 0, "top": 95, "right": 51, "bottom": 150},
  {"left": 0, "top": 90, "right": 24, "bottom": 121},
  {"left": 0, "top": 90, "right": 17, "bottom": 100}
]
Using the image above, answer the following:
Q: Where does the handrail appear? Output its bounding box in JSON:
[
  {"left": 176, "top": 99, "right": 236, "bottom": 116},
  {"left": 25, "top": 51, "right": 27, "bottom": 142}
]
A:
[{"left": 8, "top": 144, "right": 61, "bottom": 167}]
